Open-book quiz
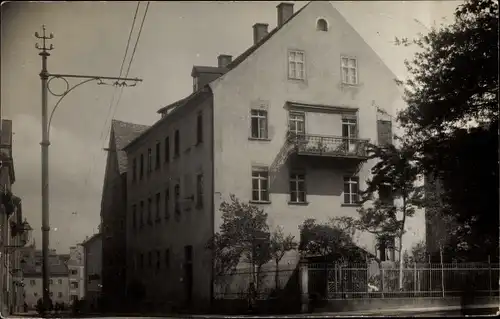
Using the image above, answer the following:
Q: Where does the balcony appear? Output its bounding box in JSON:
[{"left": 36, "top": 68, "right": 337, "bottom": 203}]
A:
[{"left": 288, "top": 133, "right": 369, "bottom": 159}]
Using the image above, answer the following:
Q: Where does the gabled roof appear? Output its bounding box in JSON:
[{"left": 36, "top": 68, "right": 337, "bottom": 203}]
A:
[
  {"left": 81, "top": 232, "right": 102, "bottom": 247},
  {"left": 156, "top": 2, "right": 312, "bottom": 116},
  {"left": 110, "top": 119, "right": 150, "bottom": 174}
]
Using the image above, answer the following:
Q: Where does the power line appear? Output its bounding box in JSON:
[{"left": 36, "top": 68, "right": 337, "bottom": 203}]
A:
[
  {"left": 106, "top": 0, "right": 151, "bottom": 138},
  {"left": 77, "top": 2, "right": 142, "bottom": 213}
]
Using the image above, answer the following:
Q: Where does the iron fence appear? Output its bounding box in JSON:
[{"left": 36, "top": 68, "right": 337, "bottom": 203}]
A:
[
  {"left": 308, "top": 262, "right": 500, "bottom": 300},
  {"left": 214, "top": 262, "right": 500, "bottom": 301},
  {"left": 288, "top": 134, "right": 369, "bottom": 158}
]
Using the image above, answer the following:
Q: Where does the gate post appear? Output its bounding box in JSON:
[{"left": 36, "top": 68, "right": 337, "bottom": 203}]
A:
[{"left": 299, "top": 259, "right": 309, "bottom": 313}]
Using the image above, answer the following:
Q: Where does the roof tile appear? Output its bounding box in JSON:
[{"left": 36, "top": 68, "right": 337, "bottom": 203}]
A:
[{"left": 111, "top": 119, "right": 150, "bottom": 174}]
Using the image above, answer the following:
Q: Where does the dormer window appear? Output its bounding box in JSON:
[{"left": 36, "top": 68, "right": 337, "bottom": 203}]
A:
[
  {"left": 317, "top": 18, "right": 328, "bottom": 31},
  {"left": 193, "top": 77, "right": 199, "bottom": 92}
]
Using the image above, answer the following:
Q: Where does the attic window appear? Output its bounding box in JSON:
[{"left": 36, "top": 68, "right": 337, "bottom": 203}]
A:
[{"left": 317, "top": 18, "right": 328, "bottom": 31}]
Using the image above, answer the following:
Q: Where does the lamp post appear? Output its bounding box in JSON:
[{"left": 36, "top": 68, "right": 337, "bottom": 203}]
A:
[{"left": 34, "top": 25, "right": 142, "bottom": 315}]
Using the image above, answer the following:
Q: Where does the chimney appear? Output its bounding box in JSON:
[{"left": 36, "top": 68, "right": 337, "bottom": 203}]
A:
[
  {"left": 217, "top": 54, "right": 233, "bottom": 68},
  {"left": 253, "top": 23, "right": 269, "bottom": 45},
  {"left": 277, "top": 2, "right": 294, "bottom": 27}
]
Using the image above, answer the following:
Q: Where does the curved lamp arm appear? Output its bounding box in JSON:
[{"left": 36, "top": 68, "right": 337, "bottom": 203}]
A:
[{"left": 47, "top": 76, "right": 103, "bottom": 139}]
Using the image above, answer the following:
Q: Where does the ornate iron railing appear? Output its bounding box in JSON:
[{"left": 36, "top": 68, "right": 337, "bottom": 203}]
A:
[{"left": 287, "top": 133, "right": 369, "bottom": 158}]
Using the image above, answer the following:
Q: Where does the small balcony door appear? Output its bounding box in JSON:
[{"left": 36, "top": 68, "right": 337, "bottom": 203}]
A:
[{"left": 342, "top": 118, "right": 357, "bottom": 153}]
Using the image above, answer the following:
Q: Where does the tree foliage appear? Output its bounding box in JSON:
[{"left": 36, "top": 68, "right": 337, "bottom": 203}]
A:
[
  {"left": 269, "top": 227, "right": 297, "bottom": 289},
  {"left": 298, "top": 218, "right": 366, "bottom": 263},
  {"left": 396, "top": 0, "right": 499, "bottom": 261},
  {"left": 207, "top": 194, "right": 271, "bottom": 278}
]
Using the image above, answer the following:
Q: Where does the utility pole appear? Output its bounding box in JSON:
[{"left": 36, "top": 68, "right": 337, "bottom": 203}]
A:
[{"left": 34, "top": 25, "right": 142, "bottom": 316}]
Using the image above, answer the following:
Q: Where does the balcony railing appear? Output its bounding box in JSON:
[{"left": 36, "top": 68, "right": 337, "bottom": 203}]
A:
[{"left": 287, "top": 133, "right": 369, "bottom": 159}]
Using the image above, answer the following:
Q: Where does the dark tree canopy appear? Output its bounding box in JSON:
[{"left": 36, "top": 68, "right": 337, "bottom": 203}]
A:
[{"left": 397, "top": 0, "right": 499, "bottom": 261}]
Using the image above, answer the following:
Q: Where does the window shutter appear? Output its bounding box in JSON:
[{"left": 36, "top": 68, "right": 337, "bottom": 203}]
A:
[{"left": 377, "top": 120, "right": 392, "bottom": 145}]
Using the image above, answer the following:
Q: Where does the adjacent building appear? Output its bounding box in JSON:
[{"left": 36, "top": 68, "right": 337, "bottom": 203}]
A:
[
  {"left": 1, "top": 119, "right": 31, "bottom": 315},
  {"left": 121, "top": 1, "right": 424, "bottom": 312},
  {"left": 21, "top": 249, "right": 70, "bottom": 309},
  {"left": 81, "top": 232, "right": 102, "bottom": 310},
  {"left": 65, "top": 245, "right": 85, "bottom": 302},
  {"left": 100, "top": 120, "right": 149, "bottom": 310}
]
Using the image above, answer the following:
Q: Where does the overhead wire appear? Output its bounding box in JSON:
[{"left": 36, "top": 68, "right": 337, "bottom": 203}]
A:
[{"left": 76, "top": 2, "right": 142, "bottom": 216}]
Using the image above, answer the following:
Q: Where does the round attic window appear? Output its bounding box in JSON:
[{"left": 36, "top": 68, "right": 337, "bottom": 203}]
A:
[{"left": 317, "top": 18, "right": 328, "bottom": 31}]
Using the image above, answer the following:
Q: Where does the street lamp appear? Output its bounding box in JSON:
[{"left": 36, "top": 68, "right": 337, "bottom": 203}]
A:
[{"left": 34, "top": 25, "right": 143, "bottom": 314}]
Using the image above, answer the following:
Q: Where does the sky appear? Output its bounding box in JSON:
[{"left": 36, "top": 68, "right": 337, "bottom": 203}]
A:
[{"left": 1, "top": 1, "right": 462, "bottom": 253}]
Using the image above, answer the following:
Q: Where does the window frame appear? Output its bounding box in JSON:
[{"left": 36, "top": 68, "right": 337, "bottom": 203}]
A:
[
  {"left": 316, "top": 18, "right": 328, "bottom": 31},
  {"left": 174, "top": 130, "right": 180, "bottom": 158},
  {"left": 155, "top": 142, "right": 161, "bottom": 170},
  {"left": 250, "top": 109, "right": 269, "bottom": 140},
  {"left": 164, "top": 136, "right": 170, "bottom": 163},
  {"left": 196, "top": 112, "right": 203, "bottom": 145},
  {"left": 288, "top": 111, "right": 306, "bottom": 135},
  {"left": 132, "top": 158, "right": 137, "bottom": 182},
  {"left": 147, "top": 148, "right": 152, "bottom": 174},
  {"left": 341, "top": 56, "right": 358, "bottom": 85},
  {"left": 139, "top": 154, "right": 144, "bottom": 180},
  {"left": 196, "top": 173, "right": 204, "bottom": 209},
  {"left": 139, "top": 201, "right": 144, "bottom": 228},
  {"left": 174, "top": 183, "right": 181, "bottom": 218},
  {"left": 288, "top": 49, "right": 306, "bottom": 80},
  {"left": 251, "top": 168, "right": 270, "bottom": 203},
  {"left": 289, "top": 172, "right": 307, "bottom": 203},
  {"left": 165, "top": 187, "right": 170, "bottom": 220},
  {"left": 343, "top": 176, "right": 360, "bottom": 204},
  {"left": 155, "top": 193, "right": 161, "bottom": 223}
]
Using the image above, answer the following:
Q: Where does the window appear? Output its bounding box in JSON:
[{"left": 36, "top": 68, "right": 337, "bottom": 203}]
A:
[
  {"left": 165, "top": 249, "right": 170, "bottom": 269},
  {"left": 155, "top": 142, "right": 161, "bottom": 169},
  {"left": 342, "top": 117, "right": 358, "bottom": 153},
  {"left": 132, "top": 158, "right": 137, "bottom": 182},
  {"left": 174, "top": 130, "right": 180, "bottom": 157},
  {"left": 165, "top": 188, "right": 170, "bottom": 220},
  {"left": 30, "top": 280, "right": 35, "bottom": 286},
  {"left": 193, "top": 76, "right": 199, "bottom": 92},
  {"left": 147, "top": 148, "right": 152, "bottom": 173},
  {"left": 140, "top": 154, "right": 144, "bottom": 179},
  {"left": 317, "top": 18, "right": 328, "bottom": 31},
  {"left": 196, "top": 112, "right": 203, "bottom": 144},
  {"left": 148, "top": 251, "right": 152, "bottom": 268},
  {"left": 378, "top": 184, "right": 393, "bottom": 205},
  {"left": 58, "top": 279, "right": 62, "bottom": 284},
  {"left": 58, "top": 292, "right": 62, "bottom": 298},
  {"left": 341, "top": 57, "right": 358, "bottom": 85},
  {"left": 147, "top": 197, "right": 152, "bottom": 225},
  {"left": 155, "top": 193, "right": 161, "bottom": 222},
  {"left": 34, "top": 292, "right": 38, "bottom": 297},
  {"left": 71, "top": 282, "right": 79, "bottom": 289},
  {"left": 377, "top": 120, "right": 393, "bottom": 146},
  {"left": 343, "top": 176, "right": 359, "bottom": 204},
  {"left": 70, "top": 269, "right": 78, "bottom": 275},
  {"left": 290, "top": 173, "right": 306, "bottom": 203},
  {"left": 132, "top": 204, "right": 137, "bottom": 230},
  {"left": 139, "top": 201, "right": 144, "bottom": 228},
  {"left": 289, "top": 112, "right": 305, "bottom": 135},
  {"left": 252, "top": 168, "right": 269, "bottom": 202},
  {"left": 196, "top": 173, "right": 204, "bottom": 208},
  {"left": 49, "top": 279, "right": 53, "bottom": 285},
  {"left": 71, "top": 295, "right": 78, "bottom": 302},
  {"left": 156, "top": 250, "right": 161, "bottom": 270},
  {"left": 174, "top": 183, "right": 181, "bottom": 218},
  {"left": 288, "top": 50, "right": 305, "bottom": 80},
  {"left": 184, "top": 245, "right": 193, "bottom": 263},
  {"left": 164, "top": 137, "right": 170, "bottom": 163},
  {"left": 250, "top": 110, "right": 268, "bottom": 139}
]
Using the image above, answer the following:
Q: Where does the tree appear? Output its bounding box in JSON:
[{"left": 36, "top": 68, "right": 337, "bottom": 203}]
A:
[
  {"left": 269, "top": 227, "right": 297, "bottom": 290},
  {"left": 354, "top": 142, "right": 424, "bottom": 290},
  {"left": 207, "top": 194, "right": 271, "bottom": 289},
  {"left": 298, "top": 218, "right": 366, "bottom": 263},
  {"left": 396, "top": 0, "right": 499, "bottom": 261}
]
